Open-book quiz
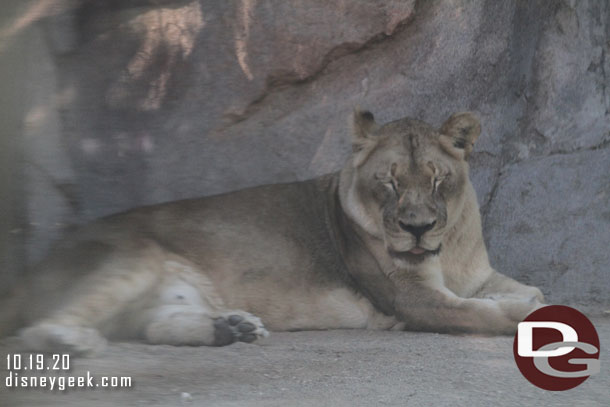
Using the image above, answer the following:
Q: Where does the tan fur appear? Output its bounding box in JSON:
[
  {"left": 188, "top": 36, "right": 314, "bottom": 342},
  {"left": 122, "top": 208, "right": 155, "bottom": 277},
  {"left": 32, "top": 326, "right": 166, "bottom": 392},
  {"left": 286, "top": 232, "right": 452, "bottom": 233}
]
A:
[{"left": 3, "top": 110, "right": 543, "bottom": 355}]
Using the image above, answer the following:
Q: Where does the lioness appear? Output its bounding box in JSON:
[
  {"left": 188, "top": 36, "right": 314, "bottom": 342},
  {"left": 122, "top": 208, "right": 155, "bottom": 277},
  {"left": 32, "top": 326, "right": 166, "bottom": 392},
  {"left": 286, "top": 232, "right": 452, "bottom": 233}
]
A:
[{"left": 2, "top": 111, "right": 543, "bottom": 355}]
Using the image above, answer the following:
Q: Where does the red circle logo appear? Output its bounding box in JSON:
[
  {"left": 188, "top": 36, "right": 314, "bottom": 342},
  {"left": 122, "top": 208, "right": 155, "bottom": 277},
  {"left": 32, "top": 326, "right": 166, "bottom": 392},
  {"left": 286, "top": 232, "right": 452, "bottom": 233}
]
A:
[{"left": 513, "top": 305, "right": 600, "bottom": 391}]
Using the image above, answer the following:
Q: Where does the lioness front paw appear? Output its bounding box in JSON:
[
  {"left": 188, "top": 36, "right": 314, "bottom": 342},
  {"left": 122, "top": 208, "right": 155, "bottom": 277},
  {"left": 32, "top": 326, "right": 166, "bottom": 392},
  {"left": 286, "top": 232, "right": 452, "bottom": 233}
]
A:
[
  {"left": 213, "top": 312, "right": 269, "bottom": 346},
  {"left": 530, "top": 287, "right": 545, "bottom": 303},
  {"left": 484, "top": 286, "right": 544, "bottom": 304},
  {"left": 498, "top": 298, "right": 544, "bottom": 325}
]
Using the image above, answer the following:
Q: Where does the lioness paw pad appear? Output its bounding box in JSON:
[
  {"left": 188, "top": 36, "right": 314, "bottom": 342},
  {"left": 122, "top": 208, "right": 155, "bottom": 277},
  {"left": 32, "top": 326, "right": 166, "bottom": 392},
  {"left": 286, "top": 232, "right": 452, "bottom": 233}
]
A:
[{"left": 213, "top": 312, "right": 268, "bottom": 346}]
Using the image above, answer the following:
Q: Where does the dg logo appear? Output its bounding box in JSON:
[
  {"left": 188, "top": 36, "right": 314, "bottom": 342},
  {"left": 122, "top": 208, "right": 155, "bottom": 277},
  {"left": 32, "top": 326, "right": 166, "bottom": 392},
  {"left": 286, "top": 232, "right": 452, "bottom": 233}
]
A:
[{"left": 513, "top": 305, "right": 601, "bottom": 391}]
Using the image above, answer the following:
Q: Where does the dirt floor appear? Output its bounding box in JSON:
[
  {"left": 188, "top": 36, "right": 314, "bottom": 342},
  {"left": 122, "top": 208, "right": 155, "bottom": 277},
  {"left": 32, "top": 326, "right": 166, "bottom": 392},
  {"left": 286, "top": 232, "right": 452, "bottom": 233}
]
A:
[{"left": 1, "top": 318, "right": 608, "bottom": 407}]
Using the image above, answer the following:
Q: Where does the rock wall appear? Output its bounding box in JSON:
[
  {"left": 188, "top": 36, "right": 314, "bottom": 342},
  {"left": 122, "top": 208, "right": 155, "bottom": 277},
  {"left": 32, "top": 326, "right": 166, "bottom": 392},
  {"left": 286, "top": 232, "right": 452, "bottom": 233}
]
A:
[{"left": 3, "top": 0, "right": 609, "bottom": 308}]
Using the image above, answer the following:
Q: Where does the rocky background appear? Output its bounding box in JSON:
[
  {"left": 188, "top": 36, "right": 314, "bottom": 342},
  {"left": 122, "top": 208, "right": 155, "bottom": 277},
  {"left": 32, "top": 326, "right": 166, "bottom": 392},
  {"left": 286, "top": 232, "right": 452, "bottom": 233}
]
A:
[{"left": 1, "top": 0, "right": 608, "bottom": 310}]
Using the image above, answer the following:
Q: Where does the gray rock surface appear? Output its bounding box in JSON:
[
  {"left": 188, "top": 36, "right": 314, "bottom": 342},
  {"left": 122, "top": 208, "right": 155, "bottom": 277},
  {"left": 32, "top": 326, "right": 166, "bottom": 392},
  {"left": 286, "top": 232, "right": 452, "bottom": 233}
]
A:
[
  {"left": 485, "top": 147, "right": 610, "bottom": 308},
  {"left": 1, "top": 0, "right": 608, "bottom": 307}
]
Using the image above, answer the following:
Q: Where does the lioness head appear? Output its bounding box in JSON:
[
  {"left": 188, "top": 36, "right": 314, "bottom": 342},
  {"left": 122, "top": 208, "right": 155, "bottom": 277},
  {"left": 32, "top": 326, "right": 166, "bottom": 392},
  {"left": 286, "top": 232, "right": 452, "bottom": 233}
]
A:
[{"left": 340, "top": 110, "right": 481, "bottom": 266}]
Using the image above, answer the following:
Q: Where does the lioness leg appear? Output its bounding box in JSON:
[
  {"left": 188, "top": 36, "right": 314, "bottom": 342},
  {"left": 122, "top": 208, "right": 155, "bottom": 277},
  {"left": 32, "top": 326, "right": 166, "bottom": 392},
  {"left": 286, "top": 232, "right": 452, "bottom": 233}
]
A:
[
  {"left": 20, "top": 243, "right": 167, "bottom": 355},
  {"left": 143, "top": 258, "right": 268, "bottom": 346},
  {"left": 394, "top": 283, "right": 540, "bottom": 335},
  {"left": 144, "top": 306, "right": 268, "bottom": 346}
]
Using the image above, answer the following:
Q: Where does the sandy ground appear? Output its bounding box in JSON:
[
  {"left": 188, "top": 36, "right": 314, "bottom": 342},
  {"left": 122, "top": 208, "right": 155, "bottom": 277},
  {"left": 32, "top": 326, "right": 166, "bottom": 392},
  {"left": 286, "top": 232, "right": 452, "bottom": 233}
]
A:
[{"left": 1, "top": 318, "right": 608, "bottom": 407}]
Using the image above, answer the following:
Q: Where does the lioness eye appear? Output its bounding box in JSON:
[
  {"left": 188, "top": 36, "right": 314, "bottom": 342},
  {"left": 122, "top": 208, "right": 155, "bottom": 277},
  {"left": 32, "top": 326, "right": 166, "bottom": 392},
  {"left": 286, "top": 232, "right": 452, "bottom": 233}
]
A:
[
  {"left": 433, "top": 174, "right": 449, "bottom": 192},
  {"left": 375, "top": 173, "right": 399, "bottom": 196},
  {"left": 433, "top": 176, "right": 444, "bottom": 192},
  {"left": 389, "top": 179, "right": 399, "bottom": 195}
]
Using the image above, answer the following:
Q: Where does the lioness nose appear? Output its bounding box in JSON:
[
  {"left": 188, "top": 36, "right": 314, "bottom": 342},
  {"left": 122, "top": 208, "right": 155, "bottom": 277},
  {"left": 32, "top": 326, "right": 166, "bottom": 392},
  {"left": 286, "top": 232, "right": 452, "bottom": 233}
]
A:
[{"left": 398, "top": 220, "right": 436, "bottom": 239}]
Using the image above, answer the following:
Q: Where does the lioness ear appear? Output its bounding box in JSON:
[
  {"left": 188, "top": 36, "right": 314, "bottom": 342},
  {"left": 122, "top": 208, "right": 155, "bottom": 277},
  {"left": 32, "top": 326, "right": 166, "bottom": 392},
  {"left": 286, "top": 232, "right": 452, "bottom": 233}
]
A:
[
  {"left": 439, "top": 112, "right": 481, "bottom": 160},
  {"left": 351, "top": 109, "right": 380, "bottom": 166}
]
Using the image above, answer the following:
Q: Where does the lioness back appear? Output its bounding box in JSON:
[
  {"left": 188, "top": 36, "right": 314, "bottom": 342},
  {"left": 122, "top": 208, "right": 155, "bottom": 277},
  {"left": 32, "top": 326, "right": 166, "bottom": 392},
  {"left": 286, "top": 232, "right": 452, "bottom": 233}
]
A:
[{"left": 3, "top": 109, "right": 543, "bottom": 355}]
